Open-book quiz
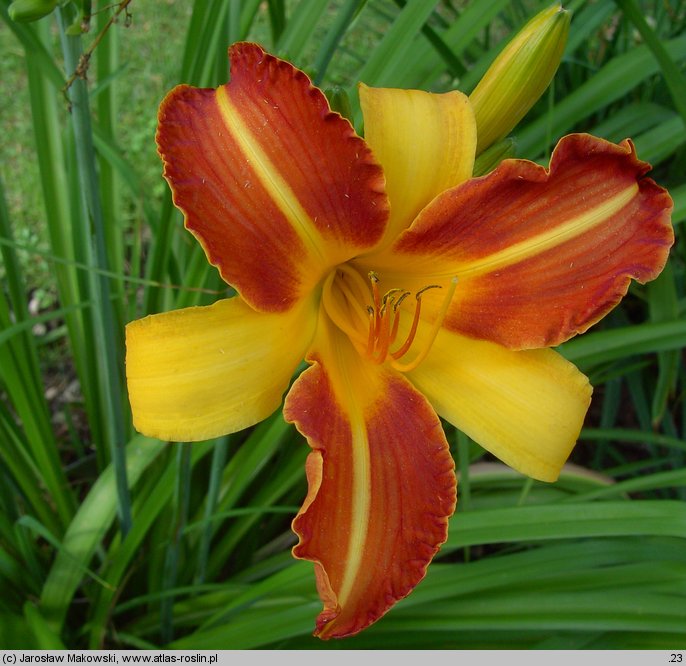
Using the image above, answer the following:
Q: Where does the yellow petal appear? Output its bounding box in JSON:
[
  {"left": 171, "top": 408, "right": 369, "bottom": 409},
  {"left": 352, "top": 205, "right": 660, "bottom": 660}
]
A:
[
  {"left": 126, "top": 296, "right": 317, "bottom": 441},
  {"left": 359, "top": 84, "right": 476, "bottom": 247},
  {"left": 407, "top": 325, "right": 592, "bottom": 482}
]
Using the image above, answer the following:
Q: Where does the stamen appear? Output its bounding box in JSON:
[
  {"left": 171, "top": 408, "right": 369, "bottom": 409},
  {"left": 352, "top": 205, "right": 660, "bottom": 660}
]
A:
[
  {"left": 389, "top": 305, "right": 401, "bottom": 346},
  {"left": 365, "top": 306, "right": 376, "bottom": 357},
  {"left": 368, "top": 271, "right": 381, "bottom": 309},
  {"left": 381, "top": 288, "right": 403, "bottom": 309},
  {"left": 388, "top": 292, "right": 410, "bottom": 351},
  {"left": 393, "top": 291, "right": 411, "bottom": 311},
  {"left": 360, "top": 272, "right": 458, "bottom": 370},
  {"left": 416, "top": 284, "right": 442, "bottom": 298},
  {"left": 390, "top": 285, "right": 440, "bottom": 360},
  {"left": 368, "top": 271, "right": 382, "bottom": 335},
  {"left": 391, "top": 277, "right": 458, "bottom": 373},
  {"left": 372, "top": 302, "right": 393, "bottom": 364}
]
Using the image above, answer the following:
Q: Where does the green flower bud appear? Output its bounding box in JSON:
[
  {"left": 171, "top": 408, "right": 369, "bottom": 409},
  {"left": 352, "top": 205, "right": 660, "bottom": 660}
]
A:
[
  {"left": 470, "top": 3, "right": 570, "bottom": 154},
  {"left": 8, "top": 0, "right": 57, "bottom": 22},
  {"left": 326, "top": 86, "right": 353, "bottom": 123}
]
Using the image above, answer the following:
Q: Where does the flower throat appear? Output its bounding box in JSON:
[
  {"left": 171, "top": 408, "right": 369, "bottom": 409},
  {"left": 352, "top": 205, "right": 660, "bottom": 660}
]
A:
[{"left": 322, "top": 264, "right": 457, "bottom": 373}]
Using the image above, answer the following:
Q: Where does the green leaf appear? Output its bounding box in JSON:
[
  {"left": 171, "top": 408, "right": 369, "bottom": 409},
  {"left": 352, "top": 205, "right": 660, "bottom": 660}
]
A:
[
  {"left": 40, "top": 436, "right": 165, "bottom": 631},
  {"left": 560, "top": 321, "right": 686, "bottom": 368},
  {"left": 615, "top": 0, "right": 686, "bottom": 127},
  {"left": 58, "top": 5, "right": 132, "bottom": 534},
  {"left": 445, "top": 501, "right": 686, "bottom": 550},
  {"left": 350, "top": 0, "right": 439, "bottom": 120},
  {"left": 276, "top": 0, "right": 330, "bottom": 61},
  {"left": 671, "top": 183, "right": 686, "bottom": 225},
  {"left": 23, "top": 602, "right": 65, "bottom": 650}
]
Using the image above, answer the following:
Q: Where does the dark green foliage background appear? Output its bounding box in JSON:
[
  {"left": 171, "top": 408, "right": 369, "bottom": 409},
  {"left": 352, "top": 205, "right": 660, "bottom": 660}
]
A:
[{"left": 0, "top": 0, "right": 684, "bottom": 650}]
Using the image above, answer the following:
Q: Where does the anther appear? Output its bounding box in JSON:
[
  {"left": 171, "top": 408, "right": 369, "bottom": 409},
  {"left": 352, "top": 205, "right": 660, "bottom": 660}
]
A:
[
  {"left": 416, "top": 284, "right": 442, "bottom": 298},
  {"left": 393, "top": 291, "right": 411, "bottom": 311},
  {"left": 380, "top": 288, "right": 403, "bottom": 315},
  {"left": 368, "top": 271, "right": 382, "bottom": 335}
]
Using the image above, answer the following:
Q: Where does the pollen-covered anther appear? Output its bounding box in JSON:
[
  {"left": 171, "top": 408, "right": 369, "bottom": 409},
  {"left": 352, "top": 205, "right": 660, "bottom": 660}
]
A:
[{"left": 364, "top": 274, "right": 458, "bottom": 371}]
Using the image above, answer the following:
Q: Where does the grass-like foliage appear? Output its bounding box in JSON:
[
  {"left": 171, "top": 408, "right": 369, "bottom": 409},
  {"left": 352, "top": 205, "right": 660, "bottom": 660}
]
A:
[{"left": 1, "top": 0, "right": 685, "bottom": 650}]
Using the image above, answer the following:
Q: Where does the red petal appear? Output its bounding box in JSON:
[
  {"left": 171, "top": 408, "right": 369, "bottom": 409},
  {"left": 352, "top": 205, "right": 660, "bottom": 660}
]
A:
[
  {"left": 387, "top": 134, "right": 673, "bottom": 349},
  {"left": 157, "top": 43, "right": 388, "bottom": 312},
  {"left": 283, "top": 315, "right": 456, "bottom": 638}
]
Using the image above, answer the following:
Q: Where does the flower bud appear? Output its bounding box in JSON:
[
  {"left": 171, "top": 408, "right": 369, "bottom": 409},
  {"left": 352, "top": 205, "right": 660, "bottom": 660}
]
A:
[
  {"left": 325, "top": 86, "right": 353, "bottom": 122},
  {"left": 470, "top": 3, "right": 570, "bottom": 154},
  {"left": 8, "top": 0, "right": 57, "bottom": 22}
]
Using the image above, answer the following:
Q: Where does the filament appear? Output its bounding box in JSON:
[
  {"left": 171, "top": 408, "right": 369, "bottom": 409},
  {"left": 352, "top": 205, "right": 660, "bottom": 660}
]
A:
[{"left": 391, "top": 277, "right": 458, "bottom": 373}]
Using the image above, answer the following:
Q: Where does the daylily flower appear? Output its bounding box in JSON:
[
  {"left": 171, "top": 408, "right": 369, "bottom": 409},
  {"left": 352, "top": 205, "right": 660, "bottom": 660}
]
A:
[{"left": 126, "top": 43, "right": 673, "bottom": 639}]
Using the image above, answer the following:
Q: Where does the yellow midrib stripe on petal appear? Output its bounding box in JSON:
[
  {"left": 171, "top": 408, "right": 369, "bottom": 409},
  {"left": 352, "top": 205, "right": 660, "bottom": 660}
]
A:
[
  {"left": 338, "top": 413, "right": 371, "bottom": 608},
  {"left": 455, "top": 184, "right": 638, "bottom": 279},
  {"left": 328, "top": 341, "right": 372, "bottom": 609},
  {"left": 215, "top": 87, "right": 325, "bottom": 262}
]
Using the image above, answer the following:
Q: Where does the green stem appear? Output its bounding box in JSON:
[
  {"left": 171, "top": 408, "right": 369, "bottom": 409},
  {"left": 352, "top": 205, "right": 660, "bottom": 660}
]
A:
[{"left": 58, "top": 6, "right": 131, "bottom": 535}]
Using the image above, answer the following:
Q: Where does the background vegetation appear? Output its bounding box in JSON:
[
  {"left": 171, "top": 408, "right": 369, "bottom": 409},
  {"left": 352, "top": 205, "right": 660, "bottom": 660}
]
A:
[{"left": 0, "top": 0, "right": 685, "bottom": 650}]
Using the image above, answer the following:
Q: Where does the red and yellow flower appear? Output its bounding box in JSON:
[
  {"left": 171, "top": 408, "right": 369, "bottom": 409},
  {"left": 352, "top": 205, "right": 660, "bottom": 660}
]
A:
[{"left": 125, "top": 39, "right": 673, "bottom": 638}]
